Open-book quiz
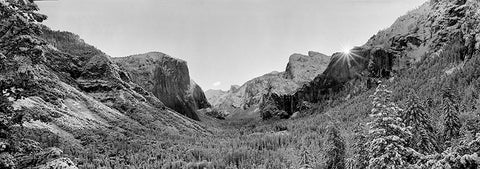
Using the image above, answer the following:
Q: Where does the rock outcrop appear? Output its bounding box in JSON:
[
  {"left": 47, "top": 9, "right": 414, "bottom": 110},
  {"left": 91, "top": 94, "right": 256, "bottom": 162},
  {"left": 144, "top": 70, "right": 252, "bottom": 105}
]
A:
[{"left": 112, "top": 52, "right": 210, "bottom": 120}]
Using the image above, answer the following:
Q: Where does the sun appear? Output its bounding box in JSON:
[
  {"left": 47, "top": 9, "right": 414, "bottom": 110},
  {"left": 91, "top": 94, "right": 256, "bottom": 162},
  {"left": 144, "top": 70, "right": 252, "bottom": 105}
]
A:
[
  {"left": 332, "top": 45, "right": 365, "bottom": 68},
  {"left": 342, "top": 47, "right": 352, "bottom": 54}
]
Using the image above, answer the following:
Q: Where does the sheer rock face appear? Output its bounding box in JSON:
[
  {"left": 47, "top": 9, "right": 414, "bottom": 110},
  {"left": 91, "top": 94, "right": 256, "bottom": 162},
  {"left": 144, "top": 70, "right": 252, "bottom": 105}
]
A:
[
  {"left": 189, "top": 80, "right": 211, "bottom": 110},
  {"left": 112, "top": 52, "right": 210, "bottom": 120},
  {"left": 205, "top": 52, "right": 329, "bottom": 118}
]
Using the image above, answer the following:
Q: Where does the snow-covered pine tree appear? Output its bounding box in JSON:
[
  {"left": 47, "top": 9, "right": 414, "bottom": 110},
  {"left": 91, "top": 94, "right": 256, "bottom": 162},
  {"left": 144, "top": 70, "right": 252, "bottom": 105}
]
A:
[
  {"left": 443, "top": 98, "right": 461, "bottom": 142},
  {"left": 416, "top": 133, "right": 480, "bottom": 168},
  {"left": 323, "top": 125, "right": 346, "bottom": 169},
  {"left": 367, "top": 85, "right": 419, "bottom": 169},
  {"left": 401, "top": 93, "right": 439, "bottom": 154}
]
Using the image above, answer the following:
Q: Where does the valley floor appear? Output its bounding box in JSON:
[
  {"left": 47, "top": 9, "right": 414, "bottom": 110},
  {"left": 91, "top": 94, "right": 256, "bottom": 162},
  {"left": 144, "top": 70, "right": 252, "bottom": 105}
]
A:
[{"left": 49, "top": 89, "right": 372, "bottom": 169}]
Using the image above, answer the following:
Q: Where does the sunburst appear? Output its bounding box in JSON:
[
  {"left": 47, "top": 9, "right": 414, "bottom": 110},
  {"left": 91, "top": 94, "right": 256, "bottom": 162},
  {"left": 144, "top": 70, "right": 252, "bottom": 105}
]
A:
[
  {"left": 343, "top": 47, "right": 352, "bottom": 55},
  {"left": 332, "top": 46, "right": 364, "bottom": 68}
]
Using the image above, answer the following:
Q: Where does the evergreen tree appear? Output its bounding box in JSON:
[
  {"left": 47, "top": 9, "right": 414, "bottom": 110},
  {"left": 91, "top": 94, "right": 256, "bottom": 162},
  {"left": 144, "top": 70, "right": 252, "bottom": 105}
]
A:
[
  {"left": 323, "top": 125, "right": 346, "bottom": 169},
  {"left": 348, "top": 127, "right": 368, "bottom": 169},
  {"left": 401, "top": 93, "right": 439, "bottom": 154},
  {"left": 367, "top": 85, "right": 418, "bottom": 169},
  {"left": 443, "top": 98, "right": 461, "bottom": 142}
]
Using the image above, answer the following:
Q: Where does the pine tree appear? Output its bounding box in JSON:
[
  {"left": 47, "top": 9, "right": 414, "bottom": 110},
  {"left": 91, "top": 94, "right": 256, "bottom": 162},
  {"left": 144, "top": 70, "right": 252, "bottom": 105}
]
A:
[
  {"left": 323, "top": 125, "right": 346, "bottom": 169},
  {"left": 367, "top": 85, "right": 418, "bottom": 169},
  {"left": 401, "top": 93, "right": 438, "bottom": 154},
  {"left": 348, "top": 127, "right": 368, "bottom": 169},
  {"left": 443, "top": 98, "right": 461, "bottom": 142}
]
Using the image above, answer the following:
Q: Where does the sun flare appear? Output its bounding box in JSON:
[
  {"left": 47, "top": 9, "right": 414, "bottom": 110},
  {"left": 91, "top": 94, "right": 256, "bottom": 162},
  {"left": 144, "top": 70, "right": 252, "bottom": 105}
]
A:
[
  {"left": 333, "top": 45, "right": 365, "bottom": 68},
  {"left": 342, "top": 47, "right": 352, "bottom": 54}
]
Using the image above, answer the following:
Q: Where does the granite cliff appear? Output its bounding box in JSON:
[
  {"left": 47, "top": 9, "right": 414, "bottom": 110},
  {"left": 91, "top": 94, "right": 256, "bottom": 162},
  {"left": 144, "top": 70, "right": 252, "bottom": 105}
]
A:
[{"left": 112, "top": 52, "right": 210, "bottom": 120}]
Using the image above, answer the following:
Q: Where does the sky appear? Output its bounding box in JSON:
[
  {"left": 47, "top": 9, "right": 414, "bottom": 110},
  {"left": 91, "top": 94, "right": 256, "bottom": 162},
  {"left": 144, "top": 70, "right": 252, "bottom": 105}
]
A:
[{"left": 37, "top": 0, "right": 427, "bottom": 91}]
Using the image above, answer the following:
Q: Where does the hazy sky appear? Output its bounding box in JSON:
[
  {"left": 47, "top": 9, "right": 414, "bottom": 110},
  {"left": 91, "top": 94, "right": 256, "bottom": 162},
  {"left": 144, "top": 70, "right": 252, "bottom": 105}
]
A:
[{"left": 37, "top": 0, "right": 427, "bottom": 91}]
